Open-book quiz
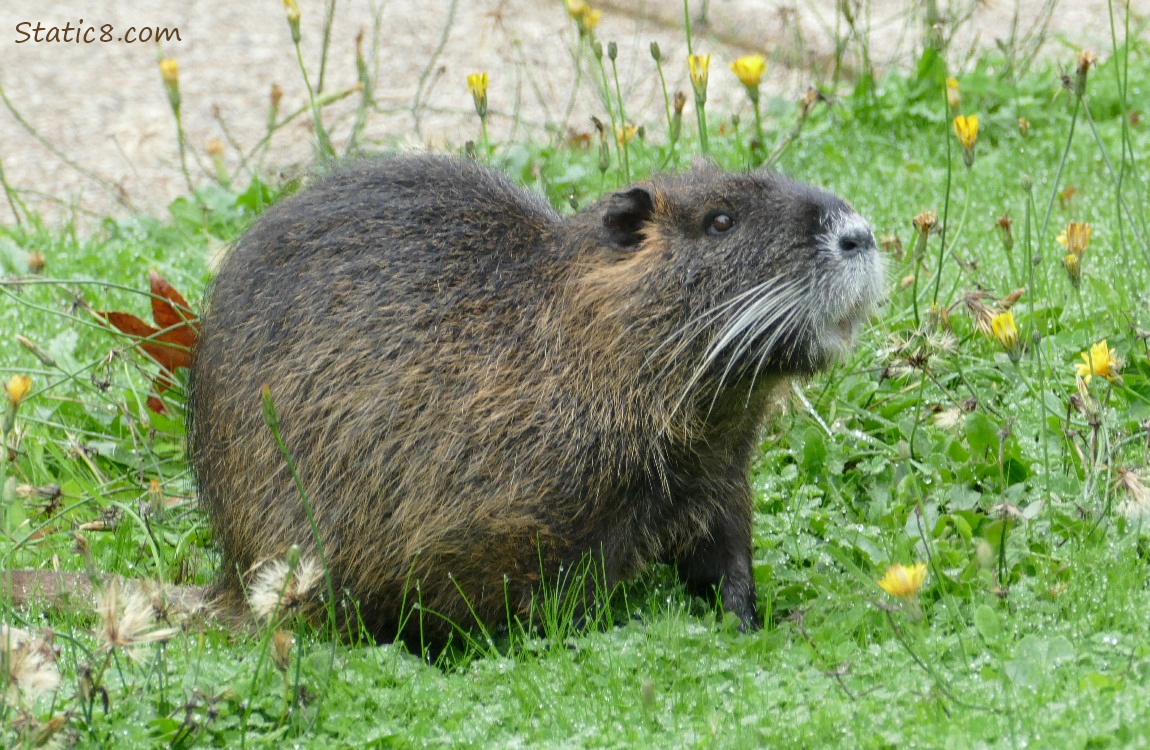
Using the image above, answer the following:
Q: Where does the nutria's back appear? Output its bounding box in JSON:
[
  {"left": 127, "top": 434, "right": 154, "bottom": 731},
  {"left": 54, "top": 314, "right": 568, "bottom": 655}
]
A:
[{"left": 188, "top": 154, "right": 884, "bottom": 648}]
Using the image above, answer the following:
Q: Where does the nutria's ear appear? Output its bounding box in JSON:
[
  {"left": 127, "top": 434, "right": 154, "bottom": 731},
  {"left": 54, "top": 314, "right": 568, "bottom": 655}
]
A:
[{"left": 602, "top": 187, "right": 655, "bottom": 248}]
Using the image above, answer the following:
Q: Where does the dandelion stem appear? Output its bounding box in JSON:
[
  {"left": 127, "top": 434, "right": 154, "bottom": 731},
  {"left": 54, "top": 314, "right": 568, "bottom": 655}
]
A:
[
  {"left": 929, "top": 80, "right": 955, "bottom": 319},
  {"left": 1039, "top": 97, "right": 1080, "bottom": 245},
  {"left": 0, "top": 153, "right": 24, "bottom": 226},
  {"left": 293, "top": 40, "right": 335, "bottom": 159},
  {"left": 1081, "top": 102, "right": 1149, "bottom": 261},
  {"left": 610, "top": 51, "right": 631, "bottom": 182},
  {"left": 316, "top": 0, "right": 337, "bottom": 94},
  {"left": 654, "top": 55, "right": 673, "bottom": 148}
]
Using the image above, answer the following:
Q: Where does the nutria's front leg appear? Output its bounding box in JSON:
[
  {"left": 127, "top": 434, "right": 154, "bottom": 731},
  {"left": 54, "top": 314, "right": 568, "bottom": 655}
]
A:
[{"left": 675, "top": 490, "right": 760, "bottom": 631}]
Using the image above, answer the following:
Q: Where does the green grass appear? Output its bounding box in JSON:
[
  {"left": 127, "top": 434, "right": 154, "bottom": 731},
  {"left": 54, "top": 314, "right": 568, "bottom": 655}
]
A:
[{"left": 3, "top": 16, "right": 1150, "bottom": 748}]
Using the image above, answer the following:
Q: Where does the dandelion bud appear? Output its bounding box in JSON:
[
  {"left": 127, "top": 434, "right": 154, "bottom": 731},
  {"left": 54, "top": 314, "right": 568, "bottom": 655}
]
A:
[
  {"left": 16, "top": 335, "right": 55, "bottom": 367},
  {"left": 649, "top": 41, "right": 661, "bottom": 63},
  {"left": 999, "top": 288, "right": 1025, "bottom": 309},
  {"left": 592, "top": 117, "right": 610, "bottom": 174},
  {"left": 1017, "top": 117, "right": 1030, "bottom": 136},
  {"left": 283, "top": 0, "right": 302, "bottom": 43},
  {"left": 1062, "top": 252, "right": 1081, "bottom": 288},
  {"left": 1074, "top": 50, "right": 1096, "bottom": 97},
  {"left": 159, "top": 57, "right": 179, "bottom": 87},
  {"left": 158, "top": 57, "right": 180, "bottom": 112},
  {"left": 607, "top": 41, "right": 617, "bottom": 61},
  {"left": 945, "top": 77, "right": 960, "bottom": 112},
  {"left": 148, "top": 478, "right": 166, "bottom": 521},
  {"left": 271, "top": 630, "right": 294, "bottom": 673},
  {"left": 592, "top": 41, "right": 603, "bottom": 60},
  {"left": 267, "top": 84, "right": 284, "bottom": 131},
  {"left": 687, "top": 54, "right": 710, "bottom": 103},
  {"left": 205, "top": 139, "right": 224, "bottom": 159},
  {"left": 996, "top": 213, "right": 1014, "bottom": 252},
  {"left": 260, "top": 384, "right": 280, "bottom": 431},
  {"left": 911, "top": 210, "right": 939, "bottom": 263},
  {"left": 1020, "top": 174, "right": 1032, "bottom": 193},
  {"left": 670, "top": 91, "right": 686, "bottom": 143},
  {"left": 26, "top": 250, "right": 45, "bottom": 274}
]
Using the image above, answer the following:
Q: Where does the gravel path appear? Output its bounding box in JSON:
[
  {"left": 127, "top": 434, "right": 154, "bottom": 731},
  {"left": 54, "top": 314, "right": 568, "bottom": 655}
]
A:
[{"left": 0, "top": 0, "right": 1136, "bottom": 226}]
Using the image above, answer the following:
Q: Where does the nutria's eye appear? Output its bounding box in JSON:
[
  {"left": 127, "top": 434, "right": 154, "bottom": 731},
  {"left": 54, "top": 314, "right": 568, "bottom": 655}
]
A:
[{"left": 707, "top": 213, "right": 734, "bottom": 235}]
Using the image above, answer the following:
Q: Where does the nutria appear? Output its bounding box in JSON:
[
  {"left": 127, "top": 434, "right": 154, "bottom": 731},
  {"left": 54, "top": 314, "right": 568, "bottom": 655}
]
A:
[{"left": 186, "top": 154, "right": 884, "bottom": 649}]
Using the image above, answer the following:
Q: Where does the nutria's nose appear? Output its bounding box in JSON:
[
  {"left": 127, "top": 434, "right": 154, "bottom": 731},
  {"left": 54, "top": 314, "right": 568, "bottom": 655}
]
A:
[{"left": 837, "top": 227, "right": 875, "bottom": 257}]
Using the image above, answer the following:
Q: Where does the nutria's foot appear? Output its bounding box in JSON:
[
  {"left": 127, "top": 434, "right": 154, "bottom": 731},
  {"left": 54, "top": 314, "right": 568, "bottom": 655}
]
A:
[{"left": 675, "top": 507, "right": 760, "bottom": 632}]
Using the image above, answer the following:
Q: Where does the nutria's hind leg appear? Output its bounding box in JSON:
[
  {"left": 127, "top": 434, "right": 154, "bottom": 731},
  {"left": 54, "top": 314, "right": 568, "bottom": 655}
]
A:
[{"left": 674, "top": 491, "right": 760, "bottom": 632}]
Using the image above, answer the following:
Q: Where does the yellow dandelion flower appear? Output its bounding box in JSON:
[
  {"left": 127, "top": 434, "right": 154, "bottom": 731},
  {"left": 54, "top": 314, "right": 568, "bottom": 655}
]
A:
[
  {"left": 615, "top": 124, "right": 638, "bottom": 145},
  {"left": 878, "top": 563, "right": 927, "bottom": 599},
  {"left": 1075, "top": 340, "right": 1119, "bottom": 384},
  {"left": 565, "top": 0, "right": 601, "bottom": 35},
  {"left": 953, "top": 114, "right": 979, "bottom": 167},
  {"left": 466, "top": 72, "right": 488, "bottom": 118},
  {"left": 688, "top": 54, "right": 711, "bottom": 95},
  {"left": 990, "top": 311, "right": 1019, "bottom": 359},
  {"left": 564, "top": 0, "right": 588, "bottom": 17},
  {"left": 4, "top": 374, "right": 31, "bottom": 407},
  {"left": 729, "top": 54, "right": 767, "bottom": 89},
  {"left": 953, "top": 115, "right": 978, "bottom": 149},
  {"left": 1056, "top": 221, "right": 1092, "bottom": 256}
]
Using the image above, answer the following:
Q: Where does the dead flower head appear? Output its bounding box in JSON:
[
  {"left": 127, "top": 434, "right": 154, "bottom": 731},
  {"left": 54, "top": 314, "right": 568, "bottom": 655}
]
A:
[
  {"left": 247, "top": 554, "right": 323, "bottom": 621},
  {"left": 932, "top": 406, "right": 964, "bottom": 430},
  {"left": 96, "top": 579, "right": 179, "bottom": 650},
  {"left": 961, "top": 291, "right": 995, "bottom": 336},
  {"left": 1057, "top": 221, "right": 1092, "bottom": 256},
  {"left": 1115, "top": 469, "right": 1150, "bottom": 519},
  {"left": 1074, "top": 49, "right": 1097, "bottom": 96},
  {"left": 2, "top": 625, "right": 60, "bottom": 704},
  {"left": 996, "top": 214, "right": 1014, "bottom": 252}
]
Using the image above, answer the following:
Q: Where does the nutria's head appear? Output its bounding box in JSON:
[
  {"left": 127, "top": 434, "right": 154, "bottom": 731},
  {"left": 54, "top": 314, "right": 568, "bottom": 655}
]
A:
[{"left": 571, "top": 161, "right": 885, "bottom": 400}]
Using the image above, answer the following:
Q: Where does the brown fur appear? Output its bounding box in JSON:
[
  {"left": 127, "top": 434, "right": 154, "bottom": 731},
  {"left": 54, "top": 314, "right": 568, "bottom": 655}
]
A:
[{"left": 187, "top": 154, "right": 883, "bottom": 649}]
